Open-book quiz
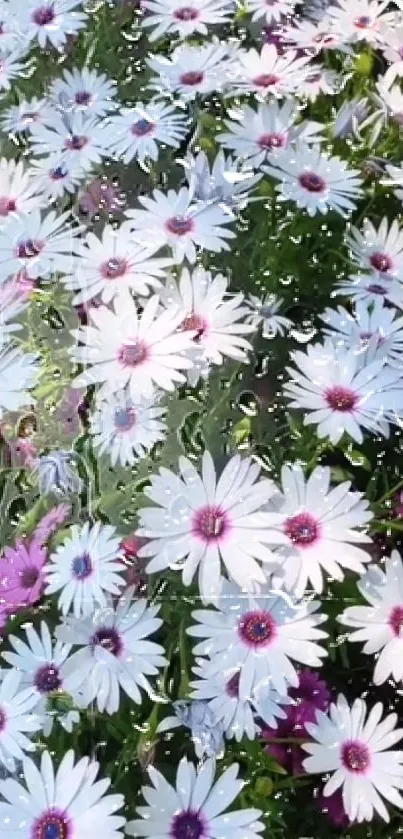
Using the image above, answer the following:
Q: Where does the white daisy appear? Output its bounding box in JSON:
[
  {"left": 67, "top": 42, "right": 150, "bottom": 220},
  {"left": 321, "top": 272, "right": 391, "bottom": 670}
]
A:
[
  {"left": 2, "top": 621, "right": 78, "bottom": 737},
  {"left": 218, "top": 101, "right": 324, "bottom": 168},
  {"left": 0, "top": 158, "right": 43, "bottom": 221},
  {"left": 0, "top": 749, "right": 125, "bottom": 837},
  {"left": 234, "top": 44, "right": 313, "bottom": 98},
  {"left": 184, "top": 149, "right": 262, "bottom": 209},
  {"left": 245, "top": 294, "right": 292, "bottom": 337},
  {"left": 29, "top": 111, "right": 110, "bottom": 175},
  {"left": 188, "top": 579, "right": 328, "bottom": 698},
  {"left": 328, "top": 0, "right": 394, "bottom": 43},
  {"left": 64, "top": 223, "right": 171, "bottom": 304},
  {"left": 142, "top": 0, "right": 234, "bottom": 41},
  {"left": 382, "top": 162, "right": 403, "bottom": 202},
  {"left": 58, "top": 588, "right": 167, "bottom": 714},
  {"left": 247, "top": 0, "right": 296, "bottom": 24},
  {"left": 30, "top": 155, "right": 84, "bottom": 200},
  {"left": 17, "top": 0, "right": 87, "bottom": 49},
  {"left": 263, "top": 144, "right": 363, "bottom": 217},
  {"left": 45, "top": 520, "right": 126, "bottom": 618},
  {"left": 105, "top": 100, "right": 189, "bottom": 165},
  {"left": 125, "top": 187, "right": 235, "bottom": 264},
  {"left": 0, "top": 345, "right": 39, "bottom": 416},
  {"left": 137, "top": 450, "right": 287, "bottom": 602},
  {"left": 302, "top": 695, "right": 403, "bottom": 823},
  {"left": 284, "top": 17, "right": 348, "bottom": 53},
  {"left": 0, "top": 209, "right": 82, "bottom": 281},
  {"left": 321, "top": 299, "right": 403, "bottom": 367},
  {"left": 90, "top": 391, "right": 167, "bottom": 466},
  {"left": 347, "top": 217, "right": 403, "bottom": 282},
  {"left": 72, "top": 293, "right": 195, "bottom": 400},
  {"left": 339, "top": 550, "right": 403, "bottom": 685},
  {"left": 0, "top": 669, "right": 40, "bottom": 771},
  {"left": 379, "top": 21, "right": 403, "bottom": 65},
  {"left": 0, "top": 49, "right": 28, "bottom": 92},
  {"left": 298, "top": 67, "right": 339, "bottom": 101},
  {"left": 49, "top": 67, "right": 117, "bottom": 116},
  {"left": 0, "top": 97, "right": 50, "bottom": 135},
  {"left": 160, "top": 267, "right": 254, "bottom": 382},
  {"left": 147, "top": 43, "right": 236, "bottom": 99},
  {"left": 0, "top": 276, "right": 30, "bottom": 343},
  {"left": 190, "top": 658, "right": 289, "bottom": 742},
  {"left": 284, "top": 338, "right": 403, "bottom": 444},
  {"left": 0, "top": 5, "right": 21, "bottom": 52},
  {"left": 126, "top": 756, "right": 264, "bottom": 839},
  {"left": 271, "top": 464, "right": 372, "bottom": 597},
  {"left": 334, "top": 272, "right": 403, "bottom": 309}
]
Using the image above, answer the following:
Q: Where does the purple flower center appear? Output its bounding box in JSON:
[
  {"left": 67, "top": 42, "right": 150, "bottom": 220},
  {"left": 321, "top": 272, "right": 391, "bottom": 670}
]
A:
[
  {"left": 101, "top": 257, "right": 128, "bottom": 279},
  {"left": 166, "top": 215, "right": 194, "bottom": 236},
  {"left": 131, "top": 118, "right": 154, "bottom": 137},
  {"left": 114, "top": 407, "right": 136, "bottom": 431},
  {"left": 226, "top": 672, "right": 240, "bottom": 698},
  {"left": 238, "top": 610, "right": 276, "bottom": 648},
  {"left": 17, "top": 239, "right": 44, "bottom": 259},
  {"left": 118, "top": 341, "right": 148, "bottom": 367},
  {"left": 325, "top": 385, "right": 358, "bottom": 412},
  {"left": 0, "top": 708, "right": 6, "bottom": 732},
  {"left": 258, "top": 132, "right": 286, "bottom": 150},
  {"left": 32, "top": 4, "right": 55, "bottom": 25},
  {"left": 180, "top": 313, "right": 207, "bottom": 340},
  {"left": 32, "top": 808, "right": 70, "bottom": 839},
  {"left": 91, "top": 627, "right": 122, "bottom": 657},
  {"left": 341, "top": 740, "right": 370, "bottom": 773},
  {"left": 20, "top": 566, "right": 40, "bottom": 588},
  {"left": 75, "top": 91, "right": 92, "bottom": 106},
  {"left": 72, "top": 552, "right": 92, "bottom": 580},
  {"left": 192, "top": 505, "right": 228, "bottom": 542},
  {"left": 65, "top": 135, "right": 88, "bottom": 151},
  {"left": 34, "top": 664, "right": 62, "bottom": 694},
  {"left": 171, "top": 810, "right": 205, "bottom": 839},
  {"left": 0, "top": 197, "right": 16, "bottom": 216},
  {"left": 174, "top": 6, "right": 199, "bottom": 19},
  {"left": 389, "top": 605, "right": 403, "bottom": 637},
  {"left": 180, "top": 71, "right": 204, "bottom": 86},
  {"left": 370, "top": 251, "right": 392, "bottom": 273},
  {"left": 285, "top": 512, "right": 318, "bottom": 546},
  {"left": 354, "top": 15, "right": 371, "bottom": 28},
  {"left": 253, "top": 73, "right": 279, "bottom": 87},
  {"left": 299, "top": 172, "right": 326, "bottom": 193},
  {"left": 50, "top": 166, "right": 68, "bottom": 181}
]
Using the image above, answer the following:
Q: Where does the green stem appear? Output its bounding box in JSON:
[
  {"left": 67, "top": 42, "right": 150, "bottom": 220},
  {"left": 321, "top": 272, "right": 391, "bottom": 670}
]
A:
[{"left": 376, "top": 477, "right": 403, "bottom": 506}]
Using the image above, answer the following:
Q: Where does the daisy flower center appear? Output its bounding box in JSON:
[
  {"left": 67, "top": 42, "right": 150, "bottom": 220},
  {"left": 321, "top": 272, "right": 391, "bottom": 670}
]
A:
[
  {"left": 192, "top": 505, "right": 229, "bottom": 542},
  {"left": 369, "top": 251, "right": 392, "bottom": 272},
  {"left": 238, "top": 610, "right": 276, "bottom": 648},
  {"left": 71, "top": 552, "right": 92, "bottom": 580},
  {"left": 32, "top": 4, "right": 55, "bottom": 25},
  {"left": 252, "top": 73, "right": 280, "bottom": 87},
  {"left": 325, "top": 385, "right": 358, "bottom": 412},
  {"left": 32, "top": 808, "right": 71, "bottom": 839},
  {"left": 171, "top": 810, "right": 205, "bottom": 839},
  {"left": 75, "top": 90, "right": 92, "bottom": 106},
  {"left": 131, "top": 118, "right": 155, "bottom": 137},
  {"left": 17, "top": 239, "right": 44, "bottom": 259},
  {"left": 0, "top": 197, "right": 16, "bottom": 216},
  {"left": 101, "top": 257, "right": 128, "bottom": 279},
  {"left": 258, "top": 132, "right": 286, "bottom": 150},
  {"left": 166, "top": 215, "right": 194, "bottom": 236},
  {"left": 354, "top": 15, "right": 372, "bottom": 29},
  {"left": 50, "top": 166, "right": 68, "bottom": 181},
  {"left": 174, "top": 6, "right": 199, "bottom": 19},
  {"left": 341, "top": 740, "right": 371, "bottom": 773},
  {"left": 226, "top": 671, "right": 240, "bottom": 698},
  {"left": 91, "top": 627, "right": 123, "bottom": 657},
  {"left": 299, "top": 172, "right": 326, "bottom": 193},
  {"left": 285, "top": 512, "right": 319, "bottom": 546},
  {"left": 20, "top": 566, "right": 40, "bottom": 588},
  {"left": 0, "top": 708, "right": 7, "bottom": 732},
  {"left": 181, "top": 312, "right": 207, "bottom": 340},
  {"left": 34, "top": 664, "right": 62, "bottom": 693},
  {"left": 389, "top": 605, "right": 403, "bottom": 637},
  {"left": 118, "top": 341, "right": 149, "bottom": 367},
  {"left": 65, "top": 135, "right": 88, "bottom": 151},
  {"left": 180, "top": 71, "right": 204, "bottom": 86},
  {"left": 114, "top": 407, "right": 136, "bottom": 431}
]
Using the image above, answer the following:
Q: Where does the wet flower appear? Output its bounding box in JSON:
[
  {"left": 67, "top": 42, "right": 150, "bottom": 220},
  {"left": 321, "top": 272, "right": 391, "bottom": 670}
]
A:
[
  {"left": 35, "top": 450, "right": 83, "bottom": 495},
  {"left": 157, "top": 699, "right": 225, "bottom": 759},
  {"left": 79, "top": 177, "right": 126, "bottom": 217}
]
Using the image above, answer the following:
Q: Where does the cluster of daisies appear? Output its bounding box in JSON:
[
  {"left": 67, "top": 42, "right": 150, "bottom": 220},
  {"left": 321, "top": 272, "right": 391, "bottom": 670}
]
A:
[{"left": 1, "top": 0, "right": 403, "bottom": 836}]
